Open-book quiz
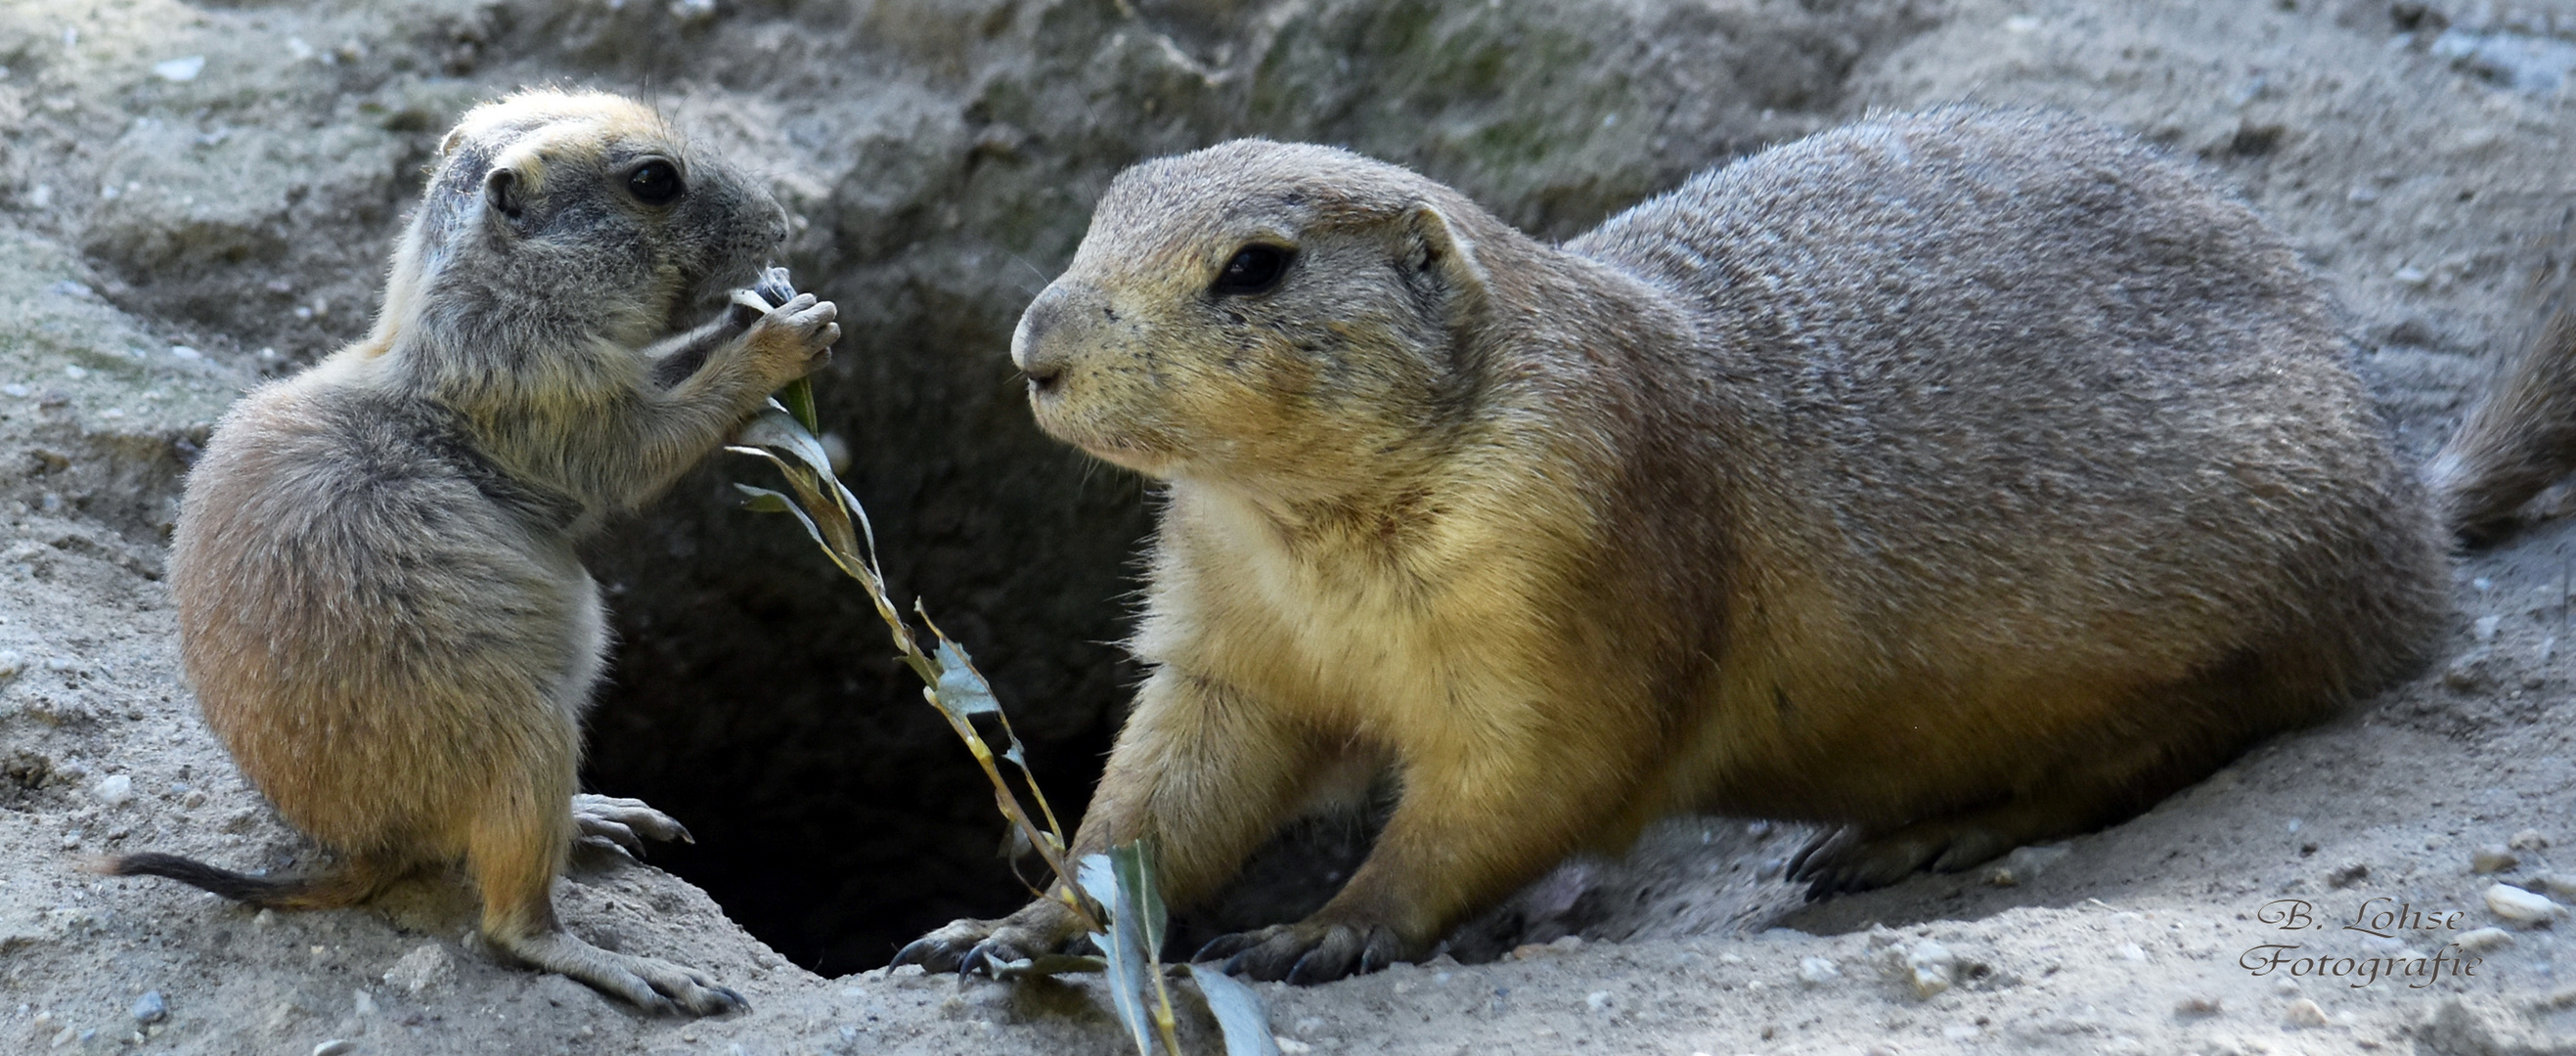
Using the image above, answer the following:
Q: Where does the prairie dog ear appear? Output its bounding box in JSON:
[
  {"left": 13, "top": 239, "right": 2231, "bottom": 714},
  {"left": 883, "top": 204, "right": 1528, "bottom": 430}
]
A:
[
  {"left": 1400, "top": 201, "right": 1490, "bottom": 327},
  {"left": 483, "top": 167, "right": 524, "bottom": 225}
]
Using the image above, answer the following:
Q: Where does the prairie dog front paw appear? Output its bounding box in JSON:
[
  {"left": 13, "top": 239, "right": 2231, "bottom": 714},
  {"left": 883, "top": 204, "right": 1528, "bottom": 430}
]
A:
[{"left": 741, "top": 291, "right": 838, "bottom": 385}]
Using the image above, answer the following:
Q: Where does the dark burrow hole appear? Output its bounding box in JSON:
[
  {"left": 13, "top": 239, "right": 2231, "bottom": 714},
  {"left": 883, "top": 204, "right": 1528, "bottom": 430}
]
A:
[
  {"left": 570, "top": 460, "right": 1379, "bottom": 976},
  {"left": 580, "top": 614, "right": 1381, "bottom": 975}
]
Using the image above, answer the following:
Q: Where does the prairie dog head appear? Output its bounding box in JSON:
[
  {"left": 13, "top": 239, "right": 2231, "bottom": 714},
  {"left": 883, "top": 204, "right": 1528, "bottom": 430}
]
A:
[
  {"left": 1014, "top": 140, "right": 1499, "bottom": 500},
  {"left": 375, "top": 89, "right": 787, "bottom": 376}
]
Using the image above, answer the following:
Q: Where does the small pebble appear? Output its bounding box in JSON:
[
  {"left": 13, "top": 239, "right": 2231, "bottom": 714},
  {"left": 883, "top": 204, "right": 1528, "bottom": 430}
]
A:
[
  {"left": 167, "top": 345, "right": 200, "bottom": 361},
  {"left": 95, "top": 774, "right": 134, "bottom": 807},
  {"left": 383, "top": 944, "right": 454, "bottom": 993},
  {"left": 2509, "top": 829, "right": 2549, "bottom": 851},
  {"left": 2453, "top": 926, "right": 2513, "bottom": 953},
  {"left": 2472, "top": 845, "right": 2520, "bottom": 873},
  {"left": 352, "top": 990, "right": 375, "bottom": 1017},
  {"left": 2537, "top": 873, "right": 2576, "bottom": 899},
  {"left": 130, "top": 990, "right": 165, "bottom": 1024},
  {"left": 2485, "top": 882, "right": 2569, "bottom": 926},
  {"left": 152, "top": 56, "right": 204, "bottom": 82},
  {"left": 1, "top": 383, "right": 26, "bottom": 398},
  {"left": 2175, "top": 995, "right": 2221, "bottom": 1016},
  {"left": 1584, "top": 990, "right": 1612, "bottom": 1012},
  {"left": 311, "top": 1040, "right": 354, "bottom": 1056},
  {"left": 2284, "top": 997, "right": 2330, "bottom": 1028},
  {"left": 1906, "top": 941, "right": 1954, "bottom": 999},
  {"left": 1798, "top": 956, "right": 1840, "bottom": 984},
  {"left": 2395, "top": 266, "right": 2430, "bottom": 286}
]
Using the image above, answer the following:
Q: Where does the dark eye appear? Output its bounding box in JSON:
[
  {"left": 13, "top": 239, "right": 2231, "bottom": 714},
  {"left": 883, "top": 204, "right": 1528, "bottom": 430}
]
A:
[
  {"left": 1210, "top": 244, "right": 1292, "bottom": 296},
  {"left": 626, "top": 159, "right": 684, "bottom": 205}
]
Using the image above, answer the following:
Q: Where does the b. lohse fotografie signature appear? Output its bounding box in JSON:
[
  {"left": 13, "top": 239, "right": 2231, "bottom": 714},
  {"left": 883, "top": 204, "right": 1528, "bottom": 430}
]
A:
[{"left": 2239, "top": 899, "right": 2483, "bottom": 989}]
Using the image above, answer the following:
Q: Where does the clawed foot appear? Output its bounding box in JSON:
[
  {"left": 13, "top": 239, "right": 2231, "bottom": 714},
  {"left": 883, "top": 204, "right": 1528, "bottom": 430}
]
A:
[
  {"left": 572, "top": 794, "right": 693, "bottom": 860},
  {"left": 1787, "top": 819, "right": 2019, "bottom": 901},
  {"left": 497, "top": 928, "right": 744, "bottom": 1016},
  {"left": 1193, "top": 919, "right": 1414, "bottom": 985},
  {"left": 739, "top": 281, "right": 838, "bottom": 382},
  {"left": 892, "top": 900, "right": 1083, "bottom": 977}
]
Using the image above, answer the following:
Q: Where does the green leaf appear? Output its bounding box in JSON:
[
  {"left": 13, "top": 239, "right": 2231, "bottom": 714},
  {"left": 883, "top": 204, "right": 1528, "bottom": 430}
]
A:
[
  {"left": 1079, "top": 853, "right": 1157, "bottom": 1056},
  {"left": 735, "top": 407, "right": 839, "bottom": 483},
  {"left": 1188, "top": 966, "right": 1281, "bottom": 1056},
  {"left": 1112, "top": 839, "right": 1169, "bottom": 967},
  {"left": 779, "top": 376, "right": 821, "bottom": 434},
  {"left": 732, "top": 484, "right": 825, "bottom": 548}
]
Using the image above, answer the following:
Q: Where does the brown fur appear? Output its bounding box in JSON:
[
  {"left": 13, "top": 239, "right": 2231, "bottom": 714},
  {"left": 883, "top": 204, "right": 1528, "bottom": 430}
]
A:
[
  {"left": 899, "top": 108, "right": 2551, "bottom": 984},
  {"left": 105, "top": 89, "right": 836, "bottom": 1015}
]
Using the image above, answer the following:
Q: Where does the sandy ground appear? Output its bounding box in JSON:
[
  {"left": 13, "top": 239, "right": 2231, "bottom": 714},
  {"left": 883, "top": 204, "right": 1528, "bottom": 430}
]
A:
[{"left": 6, "top": 0, "right": 2576, "bottom": 1053}]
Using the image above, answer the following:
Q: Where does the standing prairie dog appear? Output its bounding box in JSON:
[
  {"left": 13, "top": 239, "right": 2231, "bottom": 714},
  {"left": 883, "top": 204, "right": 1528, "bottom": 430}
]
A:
[
  {"left": 107, "top": 90, "right": 836, "bottom": 1014},
  {"left": 902, "top": 108, "right": 2576, "bottom": 984}
]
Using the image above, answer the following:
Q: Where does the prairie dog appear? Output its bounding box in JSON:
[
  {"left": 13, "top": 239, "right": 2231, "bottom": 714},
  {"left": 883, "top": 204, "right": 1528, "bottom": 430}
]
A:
[
  {"left": 107, "top": 90, "right": 837, "bottom": 1014},
  {"left": 899, "top": 108, "right": 2576, "bottom": 985}
]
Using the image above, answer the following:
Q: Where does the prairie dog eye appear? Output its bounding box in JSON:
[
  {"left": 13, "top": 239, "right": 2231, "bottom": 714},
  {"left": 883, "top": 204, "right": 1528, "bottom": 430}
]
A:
[
  {"left": 1211, "top": 244, "right": 1292, "bottom": 296},
  {"left": 626, "top": 159, "right": 684, "bottom": 205}
]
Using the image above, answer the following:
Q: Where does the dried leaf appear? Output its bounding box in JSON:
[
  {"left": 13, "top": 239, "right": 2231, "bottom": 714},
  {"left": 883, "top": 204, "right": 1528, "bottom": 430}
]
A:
[
  {"left": 990, "top": 953, "right": 1108, "bottom": 981},
  {"left": 929, "top": 639, "right": 1002, "bottom": 720}
]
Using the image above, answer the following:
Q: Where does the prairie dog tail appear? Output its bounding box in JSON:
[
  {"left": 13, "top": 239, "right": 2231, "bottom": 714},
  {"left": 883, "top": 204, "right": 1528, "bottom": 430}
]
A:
[
  {"left": 2426, "top": 264, "right": 2576, "bottom": 545},
  {"left": 101, "top": 852, "right": 394, "bottom": 911}
]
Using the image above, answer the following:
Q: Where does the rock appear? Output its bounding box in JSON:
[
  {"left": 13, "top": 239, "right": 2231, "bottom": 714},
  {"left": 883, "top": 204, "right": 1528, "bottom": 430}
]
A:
[
  {"left": 1904, "top": 941, "right": 1954, "bottom": 999},
  {"left": 1984, "top": 843, "right": 2071, "bottom": 887},
  {"left": 311, "top": 1040, "right": 354, "bottom": 1056},
  {"left": 2284, "top": 997, "right": 2329, "bottom": 1028},
  {"left": 1799, "top": 956, "right": 1841, "bottom": 984},
  {"left": 2484, "top": 883, "right": 2569, "bottom": 926},
  {"left": 2175, "top": 995, "right": 2221, "bottom": 1016},
  {"left": 381, "top": 945, "right": 453, "bottom": 995},
  {"left": 2327, "top": 863, "right": 2371, "bottom": 889},
  {"left": 2508, "top": 829, "right": 2548, "bottom": 851},
  {"left": 2470, "top": 845, "right": 2519, "bottom": 873},
  {"left": 129, "top": 990, "right": 165, "bottom": 1024},
  {"left": 2452, "top": 926, "right": 2512, "bottom": 953},
  {"left": 94, "top": 774, "right": 133, "bottom": 807},
  {"left": 2474, "top": 614, "right": 2502, "bottom": 640},
  {"left": 2444, "top": 647, "right": 2495, "bottom": 690},
  {"left": 2536, "top": 873, "right": 2576, "bottom": 899}
]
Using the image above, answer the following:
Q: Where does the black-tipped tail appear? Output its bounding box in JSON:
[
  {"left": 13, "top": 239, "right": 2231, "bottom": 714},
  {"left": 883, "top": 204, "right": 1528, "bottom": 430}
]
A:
[
  {"left": 2428, "top": 272, "right": 2576, "bottom": 545},
  {"left": 102, "top": 852, "right": 343, "bottom": 909}
]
